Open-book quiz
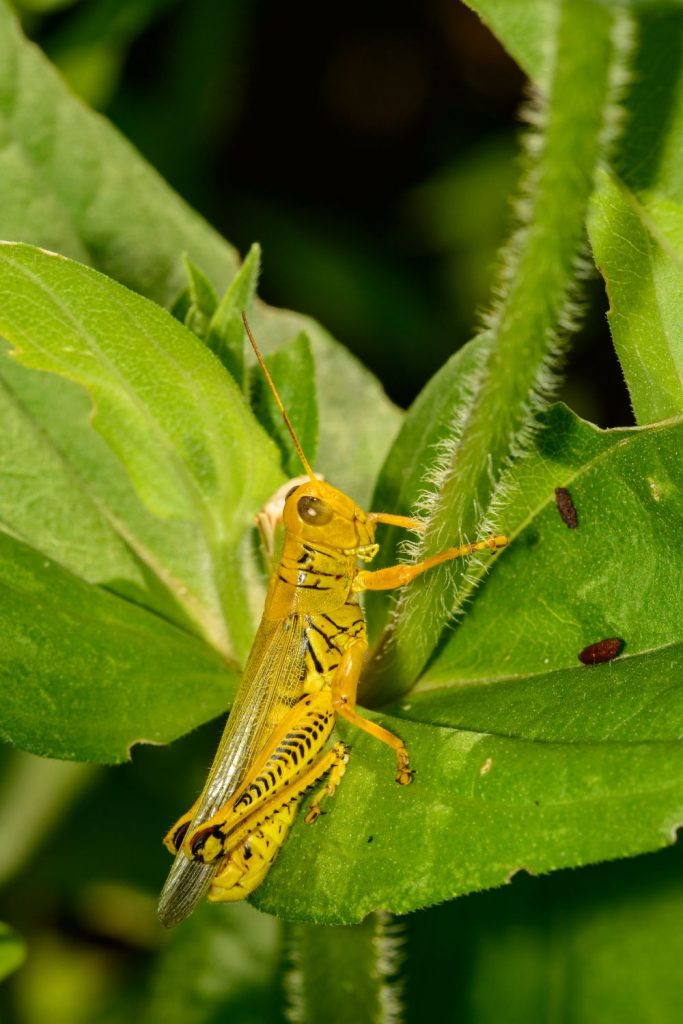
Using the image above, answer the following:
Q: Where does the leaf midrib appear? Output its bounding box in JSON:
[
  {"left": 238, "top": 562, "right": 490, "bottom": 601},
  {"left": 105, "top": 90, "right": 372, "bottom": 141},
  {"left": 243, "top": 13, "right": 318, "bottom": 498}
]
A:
[{"left": 418, "top": 637, "right": 682, "bottom": 692}]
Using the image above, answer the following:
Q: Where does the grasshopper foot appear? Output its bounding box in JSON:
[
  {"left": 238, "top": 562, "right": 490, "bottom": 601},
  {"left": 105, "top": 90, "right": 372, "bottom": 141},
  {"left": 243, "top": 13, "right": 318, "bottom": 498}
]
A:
[
  {"left": 395, "top": 749, "right": 414, "bottom": 786},
  {"left": 304, "top": 805, "right": 325, "bottom": 825}
]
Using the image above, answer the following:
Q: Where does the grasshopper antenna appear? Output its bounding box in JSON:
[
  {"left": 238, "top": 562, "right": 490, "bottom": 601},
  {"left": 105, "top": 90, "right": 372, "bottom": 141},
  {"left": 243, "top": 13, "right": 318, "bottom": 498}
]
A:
[{"left": 242, "top": 312, "right": 315, "bottom": 480}]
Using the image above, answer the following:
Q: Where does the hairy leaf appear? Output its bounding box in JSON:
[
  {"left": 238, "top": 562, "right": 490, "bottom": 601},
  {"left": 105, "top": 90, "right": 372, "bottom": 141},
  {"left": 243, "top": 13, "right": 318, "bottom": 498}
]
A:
[
  {"left": 285, "top": 914, "right": 403, "bottom": 1024},
  {"left": 468, "top": 2, "right": 683, "bottom": 424},
  {"left": 365, "top": 334, "right": 487, "bottom": 644}
]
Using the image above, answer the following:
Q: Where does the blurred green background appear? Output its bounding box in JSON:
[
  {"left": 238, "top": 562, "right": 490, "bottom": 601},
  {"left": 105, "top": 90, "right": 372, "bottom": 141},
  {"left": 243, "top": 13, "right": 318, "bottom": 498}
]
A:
[
  {"left": 0, "top": 1, "right": 648, "bottom": 1021},
  {"left": 13, "top": 0, "right": 632, "bottom": 422}
]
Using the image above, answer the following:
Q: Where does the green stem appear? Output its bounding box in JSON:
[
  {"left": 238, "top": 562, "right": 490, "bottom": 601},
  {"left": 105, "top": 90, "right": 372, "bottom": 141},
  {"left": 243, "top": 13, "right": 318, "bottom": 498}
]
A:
[
  {"left": 285, "top": 914, "right": 403, "bottom": 1024},
  {"left": 363, "top": 0, "right": 628, "bottom": 705}
]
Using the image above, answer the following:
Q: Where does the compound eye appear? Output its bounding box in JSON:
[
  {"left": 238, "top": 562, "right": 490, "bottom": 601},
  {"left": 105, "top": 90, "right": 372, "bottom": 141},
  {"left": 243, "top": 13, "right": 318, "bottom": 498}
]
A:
[{"left": 297, "top": 495, "right": 333, "bottom": 526}]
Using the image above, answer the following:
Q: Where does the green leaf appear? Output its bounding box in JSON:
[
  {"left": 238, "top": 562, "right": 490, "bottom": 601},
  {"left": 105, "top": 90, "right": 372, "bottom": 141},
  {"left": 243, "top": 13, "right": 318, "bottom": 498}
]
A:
[
  {"left": 0, "top": 3, "right": 401, "bottom": 511},
  {"left": 0, "top": 243, "right": 283, "bottom": 662},
  {"left": 285, "top": 914, "right": 403, "bottom": 1024},
  {"left": 241, "top": 307, "right": 402, "bottom": 510},
  {"left": 0, "top": 530, "right": 235, "bottom": 762},
  {"left": 416, "top": 404, "right": 683, "bottom": 693},
  {"left": 252, "top": 709, "right": 683, "bottom": 923},
  {"left": 0, "top": 0, "right": 237, "bottom": 305},
  {"left": 250, "top": 410, "right": 683, "bottom": 922},
  {"left": 404, "top": 843, "right": 683, "bottom": 1024},
  {"left": 250, "top": 332, "right": 319, "bottom": 478},
  {"left": 408, "top": 643, "right": 683, "bottom": 745},
  {"left": 588, "top": 11, "right": 683, "bottom": 423},
  {"left": 469, "top": 3, "right": 683, "bottom": 425},
  {"left": 170, "top": 255, "right": 219, "bottom": 340},
  {"left": 464, "top": 1, "right": 683, "bottom": 85},
  {"left": 364, "top": 0, "right": 626, "bottom": 704},
  {"left": 0, "top": 922, "right": 25, "bottom": 981},
  {"left": 463, "top": 0, "right": 551, "bottom": 81},
  {"left": 206, "top": 243, "right": 261, "bottom": 389},
  {"left": 365, "top": 334, "right": 487, "bottom": 644},
  {"left": 0, "top": 355, "right": 149, "bottom": 599}
]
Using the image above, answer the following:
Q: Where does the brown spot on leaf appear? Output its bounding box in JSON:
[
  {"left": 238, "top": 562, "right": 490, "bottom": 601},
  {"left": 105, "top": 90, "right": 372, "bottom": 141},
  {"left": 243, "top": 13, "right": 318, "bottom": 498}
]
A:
[
  {"left": 578, "top": 637, "right": 623, "bottom": 665},
  {"left": 554, "top": 487, "right": 578, "bottom": 528}
]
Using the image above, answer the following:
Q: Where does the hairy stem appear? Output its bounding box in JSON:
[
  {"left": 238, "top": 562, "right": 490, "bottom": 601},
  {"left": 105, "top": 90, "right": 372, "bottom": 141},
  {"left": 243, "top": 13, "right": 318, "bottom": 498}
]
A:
[
  {"left": 285, "top": 913, "right": 404, "bottom": 1024},
  {"left": 363, "top": 0, "right": 630, "bottom": 705}
]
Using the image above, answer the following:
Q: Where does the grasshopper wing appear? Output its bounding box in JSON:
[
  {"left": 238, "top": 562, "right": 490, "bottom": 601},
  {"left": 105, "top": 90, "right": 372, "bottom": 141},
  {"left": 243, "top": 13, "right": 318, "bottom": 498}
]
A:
[{"left": 158, "top": 612, "right": 307, "bottom": 926}]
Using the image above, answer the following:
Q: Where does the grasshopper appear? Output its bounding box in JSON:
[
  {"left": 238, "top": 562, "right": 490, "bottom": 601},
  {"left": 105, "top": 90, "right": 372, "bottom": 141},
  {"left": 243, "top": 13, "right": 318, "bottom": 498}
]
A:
[{"left": 157, "top": 315, "right": 508, "bottom": 926}]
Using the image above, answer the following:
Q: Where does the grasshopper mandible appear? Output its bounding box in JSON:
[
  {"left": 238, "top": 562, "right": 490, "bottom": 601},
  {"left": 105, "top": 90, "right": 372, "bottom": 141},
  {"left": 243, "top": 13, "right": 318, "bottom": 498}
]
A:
[{"left": 157, "top": 315, "right": 508, "bottom": 926}]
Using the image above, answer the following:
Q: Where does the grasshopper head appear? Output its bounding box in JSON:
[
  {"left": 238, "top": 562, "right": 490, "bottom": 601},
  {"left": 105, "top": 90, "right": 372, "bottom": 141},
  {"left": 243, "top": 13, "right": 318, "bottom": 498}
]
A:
[
  {"left": 240, "top": 315, "right": 379, "bottom": 557},
  {"left": 283, "top": 478, "right": 375, "bottom": 552}
]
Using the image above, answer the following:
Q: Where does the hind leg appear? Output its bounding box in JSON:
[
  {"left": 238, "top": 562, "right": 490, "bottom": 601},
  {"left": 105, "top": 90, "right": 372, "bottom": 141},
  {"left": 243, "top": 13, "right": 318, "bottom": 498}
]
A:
[
  {"left": 209, "top": 799, "right": 299, "bottom": 902},
  {"left": 206, "top": 742, "right": 349, "bottom": 901}
]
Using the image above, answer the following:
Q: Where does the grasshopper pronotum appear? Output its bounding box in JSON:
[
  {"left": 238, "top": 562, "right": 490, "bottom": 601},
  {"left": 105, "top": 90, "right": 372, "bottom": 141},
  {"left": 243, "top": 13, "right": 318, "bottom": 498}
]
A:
[{"left": 157, "top": 315, "right": 508, "bottom": 926}]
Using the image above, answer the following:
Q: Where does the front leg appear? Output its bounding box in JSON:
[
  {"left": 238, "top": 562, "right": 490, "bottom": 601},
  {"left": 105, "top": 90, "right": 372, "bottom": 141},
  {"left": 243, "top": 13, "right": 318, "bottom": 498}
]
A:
[{"left": 352, "top": 534, "right": 508, "bottom": 592}]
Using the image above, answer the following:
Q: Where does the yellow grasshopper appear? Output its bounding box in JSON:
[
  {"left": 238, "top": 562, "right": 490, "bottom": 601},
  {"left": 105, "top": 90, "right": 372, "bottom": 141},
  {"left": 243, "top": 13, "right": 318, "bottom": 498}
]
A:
[{"left": 157, "top": 315, "right": 507, "bottom": 927}]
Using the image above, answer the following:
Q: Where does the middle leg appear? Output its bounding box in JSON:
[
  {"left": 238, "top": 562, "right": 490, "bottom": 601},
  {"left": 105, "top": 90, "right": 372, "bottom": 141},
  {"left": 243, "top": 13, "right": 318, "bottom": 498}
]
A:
[{"left": 330, "top": 641, "right": 413, "bottom": 785}]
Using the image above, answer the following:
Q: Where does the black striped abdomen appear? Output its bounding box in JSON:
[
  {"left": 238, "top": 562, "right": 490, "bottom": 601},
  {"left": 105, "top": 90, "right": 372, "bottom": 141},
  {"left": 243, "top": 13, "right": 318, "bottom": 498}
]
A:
[{"left": 232, "top": 697, "right": 335, "bottom": 813}]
